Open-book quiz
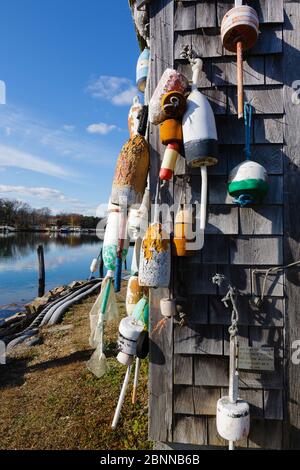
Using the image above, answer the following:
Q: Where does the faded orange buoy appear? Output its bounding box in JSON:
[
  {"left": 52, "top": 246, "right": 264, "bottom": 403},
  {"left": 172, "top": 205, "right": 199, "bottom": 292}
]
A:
[
  {"left": 111, "top": 135, "right": 150, "bottom": 207},
  {"left": 160, "top": 119, "right": 183, "bottom": 145},
  {"left": 159, "top": 143, "right": 180, "bottom": 181},
  {"left": 126, "top": 275, "right": 145, "bottom": 316},
  {"left": 139, "top": 222, "right": 171, "bottom": 288}
]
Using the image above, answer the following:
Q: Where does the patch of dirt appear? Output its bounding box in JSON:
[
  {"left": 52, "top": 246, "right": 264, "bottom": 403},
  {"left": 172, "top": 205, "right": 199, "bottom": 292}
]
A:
[{"left": 0, "top": 284, "right": 151, "bottom": 450}]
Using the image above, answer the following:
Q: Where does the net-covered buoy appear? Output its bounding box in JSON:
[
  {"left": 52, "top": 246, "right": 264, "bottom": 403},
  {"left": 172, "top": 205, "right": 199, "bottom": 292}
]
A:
[
  {"left": 117, "top": 317, "right": 144, "bottom": 366},
  {"left": 102, "top": 209, "right": 130, "bottom": 271},
  {"left": 126, "top": 275, "right": 144, "bottom": 316},
  {"left": 111, "top": 135, "right": 150, "bottom": 207},
  {"left": 139, "top": 222, "right": 171, "bottom": 288},
  {"left": 128, "top": 96, "right": 143, "bottom": 139},
  {"left": 160, "top": 118, "right": 183, "bottom": 146},
  {"left": 136, "top": 48, "right": 150, "bottom": 93},
  {"left": 149, "top": 68, "right": 189, "bottom": 125},
  {"left": 182, "top": 59, "right": 218, "bottom": 167},
  {"left": 228, "top": 161, "right": 269, "bottom": 205}
]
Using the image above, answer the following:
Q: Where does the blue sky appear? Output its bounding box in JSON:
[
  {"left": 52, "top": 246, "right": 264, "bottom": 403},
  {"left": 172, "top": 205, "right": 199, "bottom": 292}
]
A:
[{"left": 0, "top": 0, "right": 140, "bottom": 216}]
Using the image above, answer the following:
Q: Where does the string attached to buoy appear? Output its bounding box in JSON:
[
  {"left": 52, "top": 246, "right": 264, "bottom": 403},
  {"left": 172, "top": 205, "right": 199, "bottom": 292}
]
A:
[{"left": 233, "top": 103, "right": 254, "bottom": 207}]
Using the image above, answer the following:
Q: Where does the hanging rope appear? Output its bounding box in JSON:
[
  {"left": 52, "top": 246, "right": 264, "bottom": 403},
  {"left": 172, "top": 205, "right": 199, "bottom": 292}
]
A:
[
  {"left": 244, "top": 102, "right": 252, "bottom": 160},
  {"left": 234, "top": 102, "right": 254, "bottom": 207}
]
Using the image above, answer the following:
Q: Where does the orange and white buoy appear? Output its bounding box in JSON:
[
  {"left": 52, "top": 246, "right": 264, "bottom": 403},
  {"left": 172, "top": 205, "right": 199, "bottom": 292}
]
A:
[{"left": 159, "top": 143, "right": 180, "bottom": 181}]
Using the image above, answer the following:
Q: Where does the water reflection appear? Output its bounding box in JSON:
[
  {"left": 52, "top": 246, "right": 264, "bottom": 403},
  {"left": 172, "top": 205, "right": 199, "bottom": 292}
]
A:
[{"left": 0, "top": 232, "right": 103, "bottom": 319}]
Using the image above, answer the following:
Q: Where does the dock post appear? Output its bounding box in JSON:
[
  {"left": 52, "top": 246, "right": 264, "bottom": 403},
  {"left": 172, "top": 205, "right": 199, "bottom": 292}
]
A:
[
  {"left": 37, "top": 245, "right": 45, "bottom": 297},
  {"left": 99, "top": 248, "right": 104, "bottom": 279}
]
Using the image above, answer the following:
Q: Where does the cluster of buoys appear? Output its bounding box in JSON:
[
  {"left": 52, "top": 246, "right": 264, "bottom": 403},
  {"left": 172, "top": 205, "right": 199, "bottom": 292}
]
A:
[{"left": 86, "top": 0, "right": 271, "bottom": 443}]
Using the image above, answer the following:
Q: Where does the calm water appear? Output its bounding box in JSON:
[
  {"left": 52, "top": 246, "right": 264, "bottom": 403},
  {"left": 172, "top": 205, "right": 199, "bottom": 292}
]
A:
[{"left": 0, "top": 233, "right": 132, "bottom": 320}]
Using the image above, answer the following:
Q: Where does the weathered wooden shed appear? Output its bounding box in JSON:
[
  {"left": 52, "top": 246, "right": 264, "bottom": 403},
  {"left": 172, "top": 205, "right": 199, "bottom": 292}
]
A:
[{"left": 131, "top": 0, "right": 300, "bottom": 449}]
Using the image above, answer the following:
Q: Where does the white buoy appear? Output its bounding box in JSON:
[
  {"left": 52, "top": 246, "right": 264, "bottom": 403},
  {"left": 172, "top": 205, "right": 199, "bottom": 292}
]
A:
[
  {"left": 216, "top": 397, "right": 250, "bottom": 443},
  {"left": 103, "top": 210, "right": 130, "bottom": 271},
  {"left": 117, "top": 317, "right": 144, "bottom": 366},
  {"left": 128, "top": 96, "right": 143, "bottom": 139},
  {"left": 228, "top": 160, "right": 269, "bottom": 202},
  {"left": 90, "top": 257, "right": 99, "bottom": 274},
  {"left": 182, "top": 59, "right": 218, "bottom": 167}
]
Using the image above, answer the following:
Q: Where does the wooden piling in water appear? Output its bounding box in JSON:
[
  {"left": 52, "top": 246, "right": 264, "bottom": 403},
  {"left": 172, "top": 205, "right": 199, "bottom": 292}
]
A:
[{"left": 37, "top": 245, "right": 45, "bottom": 297}]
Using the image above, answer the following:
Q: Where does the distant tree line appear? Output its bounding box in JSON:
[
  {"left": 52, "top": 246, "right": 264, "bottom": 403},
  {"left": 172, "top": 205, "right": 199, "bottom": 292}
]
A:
[{"left": 0, "top": 198, "right": 101, "bottom": 229}]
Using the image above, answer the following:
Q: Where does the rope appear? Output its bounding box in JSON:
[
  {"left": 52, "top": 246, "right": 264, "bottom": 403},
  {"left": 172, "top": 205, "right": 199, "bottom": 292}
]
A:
[
  {"left": 233, "top": 103, "right": 254, "bottom": 207},
  {"left": 244, "top": 102, "right": 252, "bottom": 160}
]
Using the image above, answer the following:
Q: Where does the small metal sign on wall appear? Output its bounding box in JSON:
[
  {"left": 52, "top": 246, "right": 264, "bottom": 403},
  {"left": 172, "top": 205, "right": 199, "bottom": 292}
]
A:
[{"left": 238, "top": 347, "right": 275, "bottom": 371}]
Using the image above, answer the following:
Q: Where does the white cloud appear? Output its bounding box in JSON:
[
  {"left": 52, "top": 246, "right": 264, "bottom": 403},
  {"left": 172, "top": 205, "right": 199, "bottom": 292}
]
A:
[
  {"left": 0, "top": 184, "right": 98, "bottom": 216},
  {"left": 62, "top": 124, "right": 75, "bottom": 132},
  {"left": 86, "top": 75, "right": 137, "bottom": 106},
  {"left": 0, "top": 144, "right": 72, "bottom": 179},
  {"left": 87, "top": 122, "right": 117, "bottom": 135}
]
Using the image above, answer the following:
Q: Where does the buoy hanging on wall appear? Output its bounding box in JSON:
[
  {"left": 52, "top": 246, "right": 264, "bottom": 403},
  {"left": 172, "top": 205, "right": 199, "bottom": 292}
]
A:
[
  {"left": 160, "top": 118, "right": 183, "bottom": 146},
  {"left": 221, "top": 3, "right": 259, "bottom": 118},
  {"left": 149, "top": 68, "right": 189, "bottom": 125},
  {"left": 159, "top": 143, "right": 180, "bottom": 181},
  {"left": 139, "top": 222, "right": 171, "bottom": 288},
  {"left": 173, "top": 205, "right": 194, "bottom": 257},
  {"left": 228, "top": 161, "right": 269, "bottom": 205},
  {"left": 117, "top": 317, "right": 144, "bottom": 366},
  {"left": 161, "top": 91, "right": 186, "bottom": 120},
  {"left": 183, "top": 59, "right": 218, "bottom": 167},
  {"left": 126, "top": 275, "right": 144, "bottom": 316},
  {"left": 136, "top": 48, "right": 150, "bottom": 93},
  {"left": 128, "top": 96, "right": 143, "bottom": 139},
  {"left": 111, "top": 135, "right": 150, "bottom": 207},
  {"left": 102, "top": 209, "right": 130, "bottom": 272}
]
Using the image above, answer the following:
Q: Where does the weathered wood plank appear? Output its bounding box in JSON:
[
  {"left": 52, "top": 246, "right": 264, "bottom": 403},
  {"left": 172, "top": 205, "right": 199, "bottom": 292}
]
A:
[
  {"left": 183, "top": 295, "right": 209, "bottom": 324},
  {"left": 174, "top": 385, "right": 221, "bottom": 416},
  {"left": 248, "top": 420, "right": 283, "bottom": 449},
  {"left": 174, "top": 1, "right": 196, "bottom": 31},
  {"left": 217, "top": 0, "right": 284, "bottom": 26},
  {"left": 249, "top": 327, "right": 283, "bottom": 358},
  {"left": 194, "top": 356, "right": 229, "bottom": 387},
  {"left": 228, "top": 87, "right": 284, "bottom": 115},
  {"left": 175, "top": 60, "right": 212, "bottom": 88},
  {"left": 148, "top": 0, "right": 174, "bottom": 444},
  {"left": 239, "top": 206, "right": 283, "bottom": 236},
  {"left": 229, "top": 236, "right": 283, "bottom": 265},
  {"left": 193, "top": 387, "right": 221, "bottom": 416},
  {"left": 251, "top": 267, "right": 284, "bottom": 297},
  {"left": 264, "top": 390, "right": 283, "bottom": 420},
  {"left": 196, "top": 1, "right": 217, "bottom": 28},
  {"left": 174, "top": 32, "right": 192, "bottom": 61},
  {"left": 254, "top": 117, "right": 284, "bottom": 144},
  {"left": 192, "top": 30, "right": 223, "bottom": 58},
  {"left": 239, "top": 358, "right": 284, "bottom": 389},
  {"left": 174, "top": 355, "right": 193, "bottom": 385},
  {"left": 202, "top": 235, "right": 229, "bottom": 264},
  {"left": 216, "top": 117, "right": 249, "bottom": 145},
  {"left": 173, "top": 415, "right": 207, "bottom": 445},
  {"left": 283, "top": 1, "right": 300, "bottom": 448},
  {"left": 227, "top": 145, "right": 283, "bottom": 175},
  {"left": 265, "top": 54, "right": 283, "bottom": 85},
  {"left": 201, "top": 88, "right": 227, "bottom": 115},
  {"left": 207, "top": 206, "right": 239, "bottom": 235},
  {"left": 178, "top": 264, "right": 218, "bottom": 295},
  {"left": 174, "top": 324, "right": 223, "bottom": 355},
  {"left": 212, "top": 56, "right": 265, "bottom": 86},
  {"left": 209, "top": 296, "right": 284, "bottom": 327},
  {"left": 217, "top": 266, "right": 252, "bottom": 295}
]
